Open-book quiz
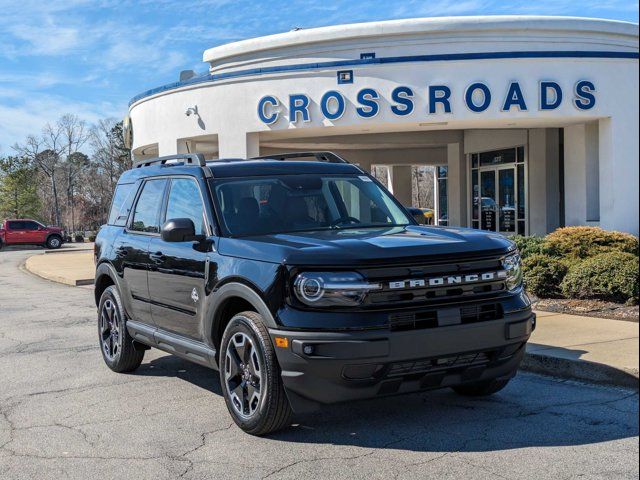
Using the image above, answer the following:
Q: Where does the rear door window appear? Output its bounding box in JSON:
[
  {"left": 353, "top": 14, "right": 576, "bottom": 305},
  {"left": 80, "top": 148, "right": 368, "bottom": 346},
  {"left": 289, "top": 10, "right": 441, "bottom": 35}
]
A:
[
  {"left": 108, "top": 183, "right": 137, "bottom": 226},
  {"left": 7, "top": 221, "right": 25, "bottom": 230},
  {"left": 130, "top": 179, "right": 167, "bottom": 233}
]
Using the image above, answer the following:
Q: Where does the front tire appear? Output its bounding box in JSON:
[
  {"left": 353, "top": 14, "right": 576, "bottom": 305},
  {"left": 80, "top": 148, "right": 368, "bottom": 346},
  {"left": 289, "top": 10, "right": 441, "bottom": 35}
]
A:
[
  {"left": 98, "top": 286, "right": 144, "bottom": 373},
  {"left": 220, "top": 311, "right": 292, "bottom": 435},
  {"left": 452, "top": 378, "right": 511, "bottom": 397},
  {"left": 46, "top": 235, "right": 62, "bottom": 249}
]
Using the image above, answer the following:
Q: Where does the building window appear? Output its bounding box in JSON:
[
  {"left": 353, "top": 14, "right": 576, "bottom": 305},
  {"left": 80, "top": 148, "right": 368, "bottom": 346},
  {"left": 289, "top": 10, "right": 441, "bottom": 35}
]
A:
[
  {"left": 470, "top": 147, "right": 526, "bottom": 235},
  {"left": 435, "top": 166, "right": 448, "bottom": 226}
]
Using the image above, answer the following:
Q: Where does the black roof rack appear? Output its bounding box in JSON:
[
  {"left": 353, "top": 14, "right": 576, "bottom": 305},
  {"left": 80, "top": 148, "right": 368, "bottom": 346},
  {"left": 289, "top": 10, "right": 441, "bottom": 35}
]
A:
[
  {"left": 133, "top": 153, "right": 206, "bottom": 169},
  {"left": 251, "top": 151, "right": 348, "bottom": 164}
]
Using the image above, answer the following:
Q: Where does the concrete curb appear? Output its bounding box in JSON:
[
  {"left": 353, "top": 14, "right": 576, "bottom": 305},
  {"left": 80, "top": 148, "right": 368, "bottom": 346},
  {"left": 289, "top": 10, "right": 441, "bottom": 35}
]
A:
[
  {"left": 24, "top": 254, "right": 94, "bottom": 287},
  {"left": 43, "top": 247, "right": 93, "bottom": 254},
  {"left": 522, "top": 352, "right": 639, "bottom": 390}
]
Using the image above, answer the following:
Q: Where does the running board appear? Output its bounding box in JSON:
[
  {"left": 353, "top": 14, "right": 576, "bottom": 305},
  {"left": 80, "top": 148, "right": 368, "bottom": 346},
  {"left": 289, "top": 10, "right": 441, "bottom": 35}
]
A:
[{"left": 126, "top": 320, "right": 218, "bottom": 369}]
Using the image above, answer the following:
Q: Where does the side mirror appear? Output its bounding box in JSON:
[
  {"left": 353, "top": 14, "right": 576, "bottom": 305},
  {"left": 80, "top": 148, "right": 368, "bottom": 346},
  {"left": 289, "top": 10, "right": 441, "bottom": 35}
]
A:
[{"left": 161, "top": 218, "right": 205, "bottom": 243}]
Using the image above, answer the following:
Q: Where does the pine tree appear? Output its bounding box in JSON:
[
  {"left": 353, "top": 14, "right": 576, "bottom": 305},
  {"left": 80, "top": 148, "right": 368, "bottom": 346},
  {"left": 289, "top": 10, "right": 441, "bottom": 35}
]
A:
[{"left": 0, "top": 156, "right": 42, "bottom": 219}]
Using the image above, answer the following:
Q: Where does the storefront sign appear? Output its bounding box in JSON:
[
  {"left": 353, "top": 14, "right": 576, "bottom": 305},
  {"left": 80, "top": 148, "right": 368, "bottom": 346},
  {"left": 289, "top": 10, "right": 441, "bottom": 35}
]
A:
[{"left": 258, "top": 80, "right": 596, "bottom": 124}]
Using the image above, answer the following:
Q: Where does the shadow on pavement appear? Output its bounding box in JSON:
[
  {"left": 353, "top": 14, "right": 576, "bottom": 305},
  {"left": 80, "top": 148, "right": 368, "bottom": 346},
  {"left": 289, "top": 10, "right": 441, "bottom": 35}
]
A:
[{"left": 133, "top": 354, "right": 638, "bottom": 452}]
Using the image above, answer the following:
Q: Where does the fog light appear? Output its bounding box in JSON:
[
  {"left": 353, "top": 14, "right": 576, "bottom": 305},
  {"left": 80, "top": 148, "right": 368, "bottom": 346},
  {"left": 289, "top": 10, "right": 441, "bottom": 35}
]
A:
[{"left": 303, "top": 344, "right": 314, "bottom": 355}]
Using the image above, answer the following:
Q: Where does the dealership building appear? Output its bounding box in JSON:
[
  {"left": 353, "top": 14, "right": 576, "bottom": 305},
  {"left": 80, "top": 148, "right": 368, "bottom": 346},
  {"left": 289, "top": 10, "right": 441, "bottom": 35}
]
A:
[{"left": 127, "top": 16, "right": 639, "bottom": 235}]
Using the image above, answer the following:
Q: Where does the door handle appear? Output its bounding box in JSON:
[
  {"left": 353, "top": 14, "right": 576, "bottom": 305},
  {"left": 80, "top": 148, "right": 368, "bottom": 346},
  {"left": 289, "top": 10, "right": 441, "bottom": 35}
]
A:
[{"left": 150, "top": 251, "right": 166, "bottom": 262}]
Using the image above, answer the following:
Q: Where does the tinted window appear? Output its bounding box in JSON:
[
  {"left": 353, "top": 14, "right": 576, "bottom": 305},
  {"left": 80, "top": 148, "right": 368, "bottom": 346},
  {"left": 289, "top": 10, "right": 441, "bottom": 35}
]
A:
[
  {"left": 108, "top": 183, "right": 137, "bottom": 226},
  {"left": 212, "top": 174, "right": 410, "bottom": 236},
  {"left": 165, "top": 178, "right": 206, "bottom": 235},
  {"left": 130, "top": 179, "right": 167, "bottom": 233},
  {"left": 7, "top": 221, "right": 25, "bottom": 230},
  {"left": 23, "top": 221, "right": 39, "bottom": 230}
]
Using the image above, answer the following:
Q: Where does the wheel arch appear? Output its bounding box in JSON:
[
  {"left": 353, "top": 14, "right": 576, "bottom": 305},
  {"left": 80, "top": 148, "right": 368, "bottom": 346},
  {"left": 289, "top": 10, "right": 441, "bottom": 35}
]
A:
[
  {"left": 94, "top": 262, "right": 120, "bottom": 307},
  {"left": 45, "top": 232, "right": 62, "bottom": 242},
  {"left": 207, "top": 282, "right": 277, "bottom": 355}
]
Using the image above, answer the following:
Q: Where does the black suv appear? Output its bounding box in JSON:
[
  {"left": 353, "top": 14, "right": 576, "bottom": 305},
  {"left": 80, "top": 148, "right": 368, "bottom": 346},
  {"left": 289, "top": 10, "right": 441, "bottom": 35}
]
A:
[{"left": 94, "top": 152, "right": 534, "bottom": 435}]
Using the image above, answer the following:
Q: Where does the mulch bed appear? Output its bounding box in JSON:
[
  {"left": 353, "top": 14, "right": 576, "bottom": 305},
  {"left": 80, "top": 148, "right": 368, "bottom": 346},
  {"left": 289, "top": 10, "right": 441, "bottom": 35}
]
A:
[{"left": 530, "top": 296, "right": 639, "bottom": 322}]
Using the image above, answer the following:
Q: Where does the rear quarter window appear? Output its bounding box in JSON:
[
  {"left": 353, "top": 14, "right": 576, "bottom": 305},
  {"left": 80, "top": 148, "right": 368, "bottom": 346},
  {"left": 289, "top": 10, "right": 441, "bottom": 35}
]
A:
[{"left": 108, "top": 183, "right": 137, "bottom": 226}]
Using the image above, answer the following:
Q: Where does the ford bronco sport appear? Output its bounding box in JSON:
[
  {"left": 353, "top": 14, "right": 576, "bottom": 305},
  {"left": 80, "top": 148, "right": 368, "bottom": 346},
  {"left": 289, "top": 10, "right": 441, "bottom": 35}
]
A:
[{"left": 94, "top": 152, "right": 534, "bottom": 435}]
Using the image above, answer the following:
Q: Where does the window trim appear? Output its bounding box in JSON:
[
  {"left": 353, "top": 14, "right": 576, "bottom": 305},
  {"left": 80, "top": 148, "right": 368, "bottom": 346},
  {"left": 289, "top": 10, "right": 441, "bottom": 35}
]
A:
[
  {"left": 162, "top": 176, "right": 212, "bottom": 237},
  {"left": 126, "top": 178, "right": 169, "bottom": 237}
]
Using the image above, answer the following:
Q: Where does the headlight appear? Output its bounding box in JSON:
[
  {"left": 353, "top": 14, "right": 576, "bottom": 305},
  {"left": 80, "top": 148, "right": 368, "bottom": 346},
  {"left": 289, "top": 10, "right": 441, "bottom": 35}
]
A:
[
  {"left": 502, "top": 251, "right": 522, "bottom": 291},
  {"left": 293, "top": 272, "right": 381, "bottom": 307}
]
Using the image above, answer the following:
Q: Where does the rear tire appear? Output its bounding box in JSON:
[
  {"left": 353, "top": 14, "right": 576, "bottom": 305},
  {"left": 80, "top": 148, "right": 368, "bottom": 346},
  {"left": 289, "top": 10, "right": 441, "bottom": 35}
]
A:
[
  {"left": 46, "top": 235, "right": 62, "bottom": 249},
  {"left": 220, "top": 311, "right": 292, "bottom": 436},
  {"left": 452, "top": 378, "right": 511, "bottom": 397},
  {"left": 98, "top": 286, "right": 144, "bottom": 373}
]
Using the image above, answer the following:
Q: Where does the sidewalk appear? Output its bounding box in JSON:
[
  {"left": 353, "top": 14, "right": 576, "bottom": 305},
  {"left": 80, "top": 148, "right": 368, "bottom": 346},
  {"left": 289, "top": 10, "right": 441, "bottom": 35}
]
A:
[
  {"left": 523, "top": 311, "right": 639, "bottom": 388},
  {"left": 25, "top": 249, "right": 95, "bottom": 286}
]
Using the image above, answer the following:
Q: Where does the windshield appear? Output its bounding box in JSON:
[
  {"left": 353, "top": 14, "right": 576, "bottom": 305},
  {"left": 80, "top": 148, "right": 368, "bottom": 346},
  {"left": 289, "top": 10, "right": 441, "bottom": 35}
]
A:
[{"left": 211, "top": 174, "right": 412, "bottom": 236}]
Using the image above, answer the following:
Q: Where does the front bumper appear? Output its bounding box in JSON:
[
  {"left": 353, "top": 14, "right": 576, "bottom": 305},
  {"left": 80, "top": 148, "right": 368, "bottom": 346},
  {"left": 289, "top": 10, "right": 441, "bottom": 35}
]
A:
[{"left": 270, "top": 309, "right": 535, "bottom": 411}]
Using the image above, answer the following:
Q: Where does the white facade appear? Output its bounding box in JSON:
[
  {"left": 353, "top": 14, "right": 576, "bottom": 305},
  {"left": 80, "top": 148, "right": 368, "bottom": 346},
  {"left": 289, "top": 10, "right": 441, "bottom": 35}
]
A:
[{"left": 128, "top": 16, "right": 639, "bottom": 235}]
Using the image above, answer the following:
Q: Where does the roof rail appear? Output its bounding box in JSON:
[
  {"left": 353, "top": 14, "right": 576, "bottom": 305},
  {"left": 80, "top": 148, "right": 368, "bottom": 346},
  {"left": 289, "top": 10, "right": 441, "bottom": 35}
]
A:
[
  {"left": 133, "top": 153, "right": 206, "bottom": 169},
  {"left": 251, "top": 151, "right": 348, "bottom": 164}
]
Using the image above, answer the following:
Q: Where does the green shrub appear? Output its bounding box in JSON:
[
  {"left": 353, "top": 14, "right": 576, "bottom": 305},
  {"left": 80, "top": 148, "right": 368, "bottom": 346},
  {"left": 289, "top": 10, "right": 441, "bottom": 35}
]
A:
[
  {"left": 74, "top": 234, "right": 84, "bottom": 243},
  {"left": 561, "top": 251, "right": 639, "bottom": 304},
  {"left": 545, "top": 226, "right": 639, "bottom": 259},
  {"left": 88, "top": 235, "right": 96, "bottom": 242},
  {"left": 512, "top": 235, "right": 548, "bottom": 259},
  {"left": 522, "top": 254, "right": 569, "bottom": 298}
]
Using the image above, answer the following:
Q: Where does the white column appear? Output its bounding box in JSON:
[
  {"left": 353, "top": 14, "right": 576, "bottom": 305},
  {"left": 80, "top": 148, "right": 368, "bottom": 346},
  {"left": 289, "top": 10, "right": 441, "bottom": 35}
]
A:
[
  {"left": 391, "top": 165, "right": 412, "bottom": 206},
  {"left": 528, "top": 128, "right": 560, "bottom": 235},
  {"left": 157, "top": 139, "right": 177, "bottom": 157},
  {"left": 218, "top": 131, "right": 259, "bottom": 158},
  {"left": 447, "top": 143, "right": 467, "bottom": 227},
  {"left": 564, "top": 123, "right": 600, "bottom": 226},
  {"left": 599, "top": 118, "right": 639, "bottom": 235}
]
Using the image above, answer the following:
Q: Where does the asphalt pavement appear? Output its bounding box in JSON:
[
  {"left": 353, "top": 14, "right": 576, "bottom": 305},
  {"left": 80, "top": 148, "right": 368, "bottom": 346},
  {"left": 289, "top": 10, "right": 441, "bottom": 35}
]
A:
[{"left": 0, "top": 246, "right": 638, "bottom": 480}]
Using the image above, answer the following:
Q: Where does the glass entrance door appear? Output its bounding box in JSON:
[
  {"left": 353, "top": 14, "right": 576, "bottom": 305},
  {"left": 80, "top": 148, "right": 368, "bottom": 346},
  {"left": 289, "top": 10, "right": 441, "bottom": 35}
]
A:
[
  {"left": 470, "top": 147, "right": 526, "bottom": 235},
  {"left": 478, "top": 166, "right": 517, "bottom": 234}
]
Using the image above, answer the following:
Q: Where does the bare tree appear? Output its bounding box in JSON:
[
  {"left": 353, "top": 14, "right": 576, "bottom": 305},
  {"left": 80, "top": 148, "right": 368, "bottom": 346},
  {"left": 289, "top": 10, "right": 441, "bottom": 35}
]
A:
[
  {"left": 91, "top": 119, "right": 132, "bottom": 197},
  {"left": 13, "top": 135, "right": 64, "bottom": 226},
  {"left": 57, "top": 115, "right": 90, "bottom": 231}
]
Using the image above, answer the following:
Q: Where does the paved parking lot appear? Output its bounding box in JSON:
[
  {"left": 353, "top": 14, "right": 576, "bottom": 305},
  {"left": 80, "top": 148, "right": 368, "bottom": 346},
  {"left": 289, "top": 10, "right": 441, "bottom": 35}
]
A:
[{"left": 0, "top": 247, "right": 638, "bottom": 480}]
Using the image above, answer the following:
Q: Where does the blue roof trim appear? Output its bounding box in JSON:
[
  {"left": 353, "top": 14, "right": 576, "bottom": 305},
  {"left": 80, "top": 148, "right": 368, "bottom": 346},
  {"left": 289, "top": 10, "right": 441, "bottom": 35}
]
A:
[{"left": 129, "top": 50, "right": 640, "bottom": 106}]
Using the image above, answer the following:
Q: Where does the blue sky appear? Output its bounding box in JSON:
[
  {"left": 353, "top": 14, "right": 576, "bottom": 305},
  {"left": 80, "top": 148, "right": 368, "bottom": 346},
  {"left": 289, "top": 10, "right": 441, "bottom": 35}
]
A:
[{"left": 0, "top": 0, "right": 638, "bottom": 154}]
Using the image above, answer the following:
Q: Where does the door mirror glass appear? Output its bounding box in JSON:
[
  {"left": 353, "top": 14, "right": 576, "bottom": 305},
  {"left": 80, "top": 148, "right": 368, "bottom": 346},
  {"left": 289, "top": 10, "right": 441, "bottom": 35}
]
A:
[{"left": 161, "top": 218, "right": 205, "bottom": 242}]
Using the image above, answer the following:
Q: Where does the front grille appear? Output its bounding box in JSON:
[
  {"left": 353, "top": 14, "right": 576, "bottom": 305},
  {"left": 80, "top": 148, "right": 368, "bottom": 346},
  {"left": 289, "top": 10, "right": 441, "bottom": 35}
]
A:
[
  {"left": 387, "top": 351, "right": 492, "bottom": 377},
  {"left": 388, "top": 303, "right": 503, "bottom": 331},
  {"left": 360, "top": 254, "right": 508, "bottom": 308}
]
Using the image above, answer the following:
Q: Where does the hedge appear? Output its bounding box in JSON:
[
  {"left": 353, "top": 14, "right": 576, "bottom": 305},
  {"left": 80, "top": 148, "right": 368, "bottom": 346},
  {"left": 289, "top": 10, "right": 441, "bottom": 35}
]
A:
[
  {"left": 560, "top": 251, "right": 639, "bottom": 304},
  {"left": 522, "top": 254, "right": 568, "bottom": 298},
  {"left": 512, "top": 235, "right": 548, "bottom": 259},
  {"left": 545, "top": 226, "right": 638, "bottom": 259}
]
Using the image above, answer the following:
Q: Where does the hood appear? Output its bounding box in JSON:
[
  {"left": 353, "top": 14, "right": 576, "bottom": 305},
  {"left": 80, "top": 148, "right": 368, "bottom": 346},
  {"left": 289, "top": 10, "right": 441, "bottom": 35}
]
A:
[{"left": 218, "top": 225, "right": 515, "bottom": 266}]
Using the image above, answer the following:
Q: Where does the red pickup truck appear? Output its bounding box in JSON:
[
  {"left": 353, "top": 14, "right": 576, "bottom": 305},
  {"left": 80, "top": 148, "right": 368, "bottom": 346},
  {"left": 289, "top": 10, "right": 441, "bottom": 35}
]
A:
[{"left": 0, "top": 219, "right": 65, "bottom": 250}]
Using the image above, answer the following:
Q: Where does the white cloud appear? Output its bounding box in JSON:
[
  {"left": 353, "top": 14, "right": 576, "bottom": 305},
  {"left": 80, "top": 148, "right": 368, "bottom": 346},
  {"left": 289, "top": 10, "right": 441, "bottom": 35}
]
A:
[{"left": 0, "top": 93, "right": 122, "bottom": 154}]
